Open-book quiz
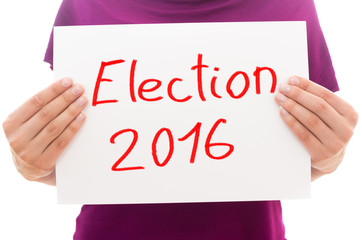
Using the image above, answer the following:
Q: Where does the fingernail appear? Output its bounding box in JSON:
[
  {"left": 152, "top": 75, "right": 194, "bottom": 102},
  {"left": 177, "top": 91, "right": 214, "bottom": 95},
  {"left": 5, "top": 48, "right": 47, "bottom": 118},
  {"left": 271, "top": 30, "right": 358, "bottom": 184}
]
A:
[
  {"left": 279, "top": 83, "right": 290, "bottom": 93},
  {"left": 75, "top": 96, "right": 87, "bottom": 107},
  {"left": 75, "top": 113, "right": 85, "bottom": 123},
  {"left": 280, "top": 106, "right": 289, "bottom": 116},
  {"left": 61, "top": 78, "right": 72, "bottom": 88},
  {"left": 275, "top": 92, "right": 287, "bottom": 103},
  {"left": 289, "top": 76, "right": 300, "bottom": 86},
  {"left": 71, "top": 84, "right": 83, "bottom": 95}
]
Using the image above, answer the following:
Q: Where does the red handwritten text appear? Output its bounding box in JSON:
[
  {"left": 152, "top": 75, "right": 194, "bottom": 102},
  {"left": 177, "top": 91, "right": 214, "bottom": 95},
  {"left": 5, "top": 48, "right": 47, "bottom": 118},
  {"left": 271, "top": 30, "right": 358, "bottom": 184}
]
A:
[
  {"left": 110, "top": 118, "right": 234, "bottom": 171},
  {"left": 92, "top": 53, "right": 277, "bottom": 106}
]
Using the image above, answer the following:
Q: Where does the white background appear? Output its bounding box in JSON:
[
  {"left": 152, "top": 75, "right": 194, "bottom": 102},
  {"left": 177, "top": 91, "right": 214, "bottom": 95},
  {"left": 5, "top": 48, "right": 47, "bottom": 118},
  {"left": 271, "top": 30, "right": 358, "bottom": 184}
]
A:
[{"left": 0, "top": 0, "right": 360, "bottom": 239}]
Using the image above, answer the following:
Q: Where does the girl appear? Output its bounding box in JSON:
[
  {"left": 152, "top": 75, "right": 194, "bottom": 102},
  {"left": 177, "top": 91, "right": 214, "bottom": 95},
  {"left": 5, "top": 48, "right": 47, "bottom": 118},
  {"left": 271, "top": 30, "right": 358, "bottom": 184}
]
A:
[{"left": 2, "top": 0, "right": 358, "bottom": 239}]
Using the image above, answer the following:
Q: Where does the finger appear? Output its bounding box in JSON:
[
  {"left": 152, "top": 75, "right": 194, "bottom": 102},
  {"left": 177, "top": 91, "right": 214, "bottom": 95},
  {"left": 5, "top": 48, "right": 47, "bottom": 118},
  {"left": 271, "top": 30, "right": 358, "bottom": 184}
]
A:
[
  {"left": 277, "top": 82, "right": 347, "bottom": 136},
  {"left": 6, "top": 78, "right": 73, "bottom": 131},
  {"left": 14, "top": 112, "right": 86, "bottom": 180},
  {"left": 41, "top": 112, "right": 86, "bottom": 168},
  {"left": 275, "top": 92, "right": 343, "bottom": 152},
  {"left": 16, "top": 84, "right": 85, "bottom": 147},
  {"left": 277, "top": 107, "right": 329, "bottom": 161},
  {"left": 29, "top": 95, "right": 88, "bottom": 154},
  {"left": 289, "top": 76, "right": 357, "bottom": 125}
]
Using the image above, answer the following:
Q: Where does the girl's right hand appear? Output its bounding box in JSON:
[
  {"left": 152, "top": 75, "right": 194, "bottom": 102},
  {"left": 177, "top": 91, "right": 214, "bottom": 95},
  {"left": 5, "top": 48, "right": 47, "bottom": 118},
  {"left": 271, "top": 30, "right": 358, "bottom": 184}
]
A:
[{"left": 2, "top": 78, "right": 88, "bottom": 186}]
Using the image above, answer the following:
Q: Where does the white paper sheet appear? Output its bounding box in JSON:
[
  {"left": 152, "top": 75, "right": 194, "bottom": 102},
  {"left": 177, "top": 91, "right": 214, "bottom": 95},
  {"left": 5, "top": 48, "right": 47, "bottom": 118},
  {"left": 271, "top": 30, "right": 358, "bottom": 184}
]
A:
[{"left": 54, "top": 22, "right": 310, "bottom": 204}]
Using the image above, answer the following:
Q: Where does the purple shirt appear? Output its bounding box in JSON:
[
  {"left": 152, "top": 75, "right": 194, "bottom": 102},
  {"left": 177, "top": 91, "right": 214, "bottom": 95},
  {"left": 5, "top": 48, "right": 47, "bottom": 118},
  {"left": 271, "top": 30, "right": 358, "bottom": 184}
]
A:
[{"left": 44, "top": 0, "right": 338, "bottom": 239}]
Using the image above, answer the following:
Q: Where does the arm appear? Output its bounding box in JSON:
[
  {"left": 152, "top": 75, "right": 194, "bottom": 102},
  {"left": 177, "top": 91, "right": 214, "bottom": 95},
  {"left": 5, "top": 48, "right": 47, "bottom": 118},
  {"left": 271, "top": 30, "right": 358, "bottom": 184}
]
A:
[
  {"left": 274, "top": 76, "right": 358, "bottom": 181},
  {"left": 2, "top": 78, "right": 88, "bottom": 186}
]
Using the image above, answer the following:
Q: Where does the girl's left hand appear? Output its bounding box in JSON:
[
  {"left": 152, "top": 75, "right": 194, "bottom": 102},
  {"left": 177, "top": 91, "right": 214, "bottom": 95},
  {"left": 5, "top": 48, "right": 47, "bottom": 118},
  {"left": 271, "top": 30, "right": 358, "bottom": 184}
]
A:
[{"left": 274, "top": 76, "right": 358, "bottom": 180}]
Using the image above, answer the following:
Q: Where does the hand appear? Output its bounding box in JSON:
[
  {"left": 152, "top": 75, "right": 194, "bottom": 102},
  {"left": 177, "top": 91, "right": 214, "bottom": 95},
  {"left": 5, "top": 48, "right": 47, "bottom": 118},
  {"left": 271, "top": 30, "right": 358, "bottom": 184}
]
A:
[
  {"left": 2, "top": 78, "right": 88, "bottom": 185},
  {"left": 274, "top": 76, "right": 358, "bottom": 180}
]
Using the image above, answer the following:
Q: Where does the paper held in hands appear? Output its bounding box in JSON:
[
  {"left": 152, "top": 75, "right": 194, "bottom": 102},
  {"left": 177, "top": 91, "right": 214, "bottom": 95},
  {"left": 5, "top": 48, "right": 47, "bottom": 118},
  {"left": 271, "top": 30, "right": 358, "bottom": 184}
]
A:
[{"left": 54, "top": 21, "right": 310, "bottom": 204}]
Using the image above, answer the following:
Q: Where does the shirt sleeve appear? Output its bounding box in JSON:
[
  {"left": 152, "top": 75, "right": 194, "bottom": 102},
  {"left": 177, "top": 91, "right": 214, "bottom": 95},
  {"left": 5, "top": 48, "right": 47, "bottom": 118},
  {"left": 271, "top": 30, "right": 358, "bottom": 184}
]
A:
[
  {"left": 304, "top": 0, "right": 339, "bottom": 92},
  {"left": 44, "top": 0, "right": 78, "bottom": 69}
]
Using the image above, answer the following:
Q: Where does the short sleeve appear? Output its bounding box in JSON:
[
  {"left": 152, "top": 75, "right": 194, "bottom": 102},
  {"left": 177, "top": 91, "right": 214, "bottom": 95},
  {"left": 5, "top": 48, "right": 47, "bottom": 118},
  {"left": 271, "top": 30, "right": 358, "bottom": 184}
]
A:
[
  {"left": 44, "top": 0, "right": 79, "bottom": 68},
  {"left": 304, "top": 0, "right": 339, "bottom": 92}
]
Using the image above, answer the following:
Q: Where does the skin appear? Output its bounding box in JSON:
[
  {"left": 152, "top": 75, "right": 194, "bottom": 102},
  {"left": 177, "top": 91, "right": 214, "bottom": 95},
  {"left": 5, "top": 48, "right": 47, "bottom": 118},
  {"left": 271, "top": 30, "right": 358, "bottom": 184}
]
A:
[
  {"left": 2, "top": 76, "right": 358, "bottom": 185},
  {"left": 2, "top": 78, "right": 88, "bottom": 186},
  {"left": 274, "top": 76, "right": 358, "bottom": 181}
]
